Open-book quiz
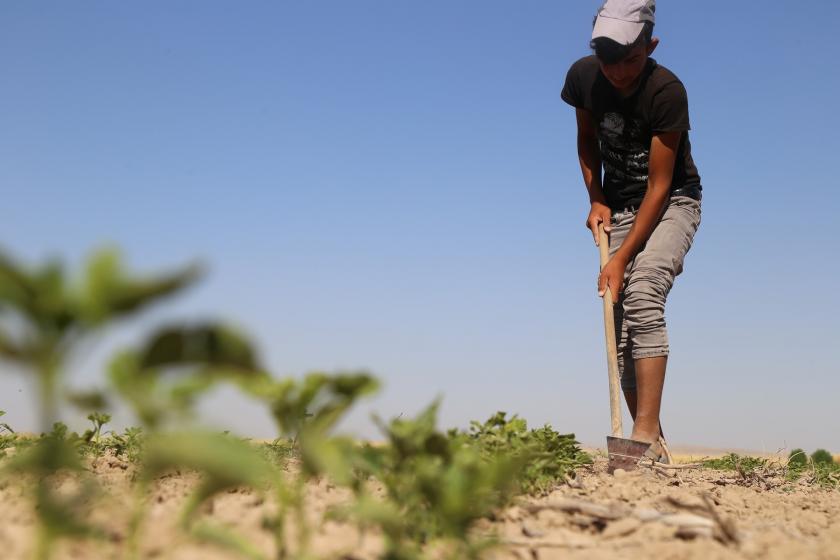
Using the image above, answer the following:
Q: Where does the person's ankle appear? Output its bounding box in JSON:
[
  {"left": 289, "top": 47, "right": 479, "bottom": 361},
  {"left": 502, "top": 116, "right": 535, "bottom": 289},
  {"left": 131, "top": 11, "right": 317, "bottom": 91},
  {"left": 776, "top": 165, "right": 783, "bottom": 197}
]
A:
[{"left": 630, "top": 426, "right": 660, "bottom": 444}]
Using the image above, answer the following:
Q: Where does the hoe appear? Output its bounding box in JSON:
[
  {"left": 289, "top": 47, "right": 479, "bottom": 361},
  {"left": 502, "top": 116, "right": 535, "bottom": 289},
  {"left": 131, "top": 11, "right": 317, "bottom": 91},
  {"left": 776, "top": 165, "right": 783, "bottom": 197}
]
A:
[{"left": 598, "top": 223, "right": 650, "bottom": 473}]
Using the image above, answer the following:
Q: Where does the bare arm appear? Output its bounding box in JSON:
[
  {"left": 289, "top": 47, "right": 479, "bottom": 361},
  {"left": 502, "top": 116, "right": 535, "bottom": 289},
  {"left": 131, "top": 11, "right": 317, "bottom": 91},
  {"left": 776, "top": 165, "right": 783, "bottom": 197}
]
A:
[
  {"left": 575, "top": 108, "right": 612, "bottom": 245},
  {"left": 598, "top": 131, "right": 681, "bottom": 301}
]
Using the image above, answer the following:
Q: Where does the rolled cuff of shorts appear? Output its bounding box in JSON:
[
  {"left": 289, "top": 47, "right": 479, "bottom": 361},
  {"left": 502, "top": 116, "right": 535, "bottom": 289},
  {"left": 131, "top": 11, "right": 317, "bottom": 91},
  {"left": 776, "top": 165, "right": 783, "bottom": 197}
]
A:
[{"left": 631, "top": 347, "right": 670, "bottom": 360}]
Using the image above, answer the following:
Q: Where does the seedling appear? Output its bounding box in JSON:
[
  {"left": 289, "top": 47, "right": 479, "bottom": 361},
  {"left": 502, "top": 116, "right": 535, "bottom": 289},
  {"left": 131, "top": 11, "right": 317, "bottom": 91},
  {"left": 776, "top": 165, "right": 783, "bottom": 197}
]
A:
[{"left": 83, "top": 412, "right": 112, "bottom": 444}]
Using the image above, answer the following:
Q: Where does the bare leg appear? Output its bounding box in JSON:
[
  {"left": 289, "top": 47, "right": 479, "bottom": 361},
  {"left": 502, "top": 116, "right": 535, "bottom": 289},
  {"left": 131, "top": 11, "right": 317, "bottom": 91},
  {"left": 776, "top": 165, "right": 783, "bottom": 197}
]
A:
[
  {"left": 624, "top": 389, "right": 666, "bottom": 440},
  {"left": 628, "top": 356, "right": 667, "bottom": 443}
]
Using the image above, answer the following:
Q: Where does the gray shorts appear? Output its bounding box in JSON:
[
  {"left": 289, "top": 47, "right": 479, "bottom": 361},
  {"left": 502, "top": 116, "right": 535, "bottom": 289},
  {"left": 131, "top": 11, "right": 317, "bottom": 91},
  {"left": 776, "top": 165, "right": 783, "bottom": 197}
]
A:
[{"left": 608, "top": 195, "right": 701, "bottom": 391}]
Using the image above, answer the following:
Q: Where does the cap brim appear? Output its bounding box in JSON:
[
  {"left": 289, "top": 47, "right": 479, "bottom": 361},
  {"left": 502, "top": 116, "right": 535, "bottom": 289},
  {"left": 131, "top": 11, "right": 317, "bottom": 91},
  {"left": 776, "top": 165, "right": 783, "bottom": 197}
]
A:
[{"left": 591, "top": 16, "right": 644, "bottom": 45}]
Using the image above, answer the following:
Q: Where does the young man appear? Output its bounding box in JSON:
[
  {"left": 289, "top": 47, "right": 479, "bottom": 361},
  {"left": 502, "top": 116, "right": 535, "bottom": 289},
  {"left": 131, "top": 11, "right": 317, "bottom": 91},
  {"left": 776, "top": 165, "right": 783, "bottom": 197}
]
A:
[{"left": 561, "top": 0, "right": 702, "bottom": 462}]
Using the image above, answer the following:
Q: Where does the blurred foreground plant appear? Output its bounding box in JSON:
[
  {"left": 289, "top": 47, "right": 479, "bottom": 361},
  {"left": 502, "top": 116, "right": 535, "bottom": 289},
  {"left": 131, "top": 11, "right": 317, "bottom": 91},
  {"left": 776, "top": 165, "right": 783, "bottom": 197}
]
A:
[
  {"left": 0, "top": 246, "right": 597, "bottom": 560},
  {"left": 3, "top": 422, "right": 105, "bottom": 559},
  {"left": 0, "top": 249, "right": 201, "bottom": 432},
  {"left": 0, "top": 248, "right": 204, "bottom": 559},
  {"left": 241, "top": 371, "right": 380, "bottom": 559},
  {"left": 136, "top": 431, "right": 274, "bottom": 560},
  {"left": 104, "top": 320, "right": 276, "bottom": 559},
  {"left": 109, "top": 323, "right": 263, "bottom": 430}
]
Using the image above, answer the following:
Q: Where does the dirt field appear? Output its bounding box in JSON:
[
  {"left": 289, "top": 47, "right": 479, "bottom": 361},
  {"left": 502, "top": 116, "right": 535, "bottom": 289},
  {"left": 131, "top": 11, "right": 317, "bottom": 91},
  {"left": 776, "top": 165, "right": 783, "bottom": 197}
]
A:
[{"left": 0, "top": 451, "right": 838, "bottom": 559}]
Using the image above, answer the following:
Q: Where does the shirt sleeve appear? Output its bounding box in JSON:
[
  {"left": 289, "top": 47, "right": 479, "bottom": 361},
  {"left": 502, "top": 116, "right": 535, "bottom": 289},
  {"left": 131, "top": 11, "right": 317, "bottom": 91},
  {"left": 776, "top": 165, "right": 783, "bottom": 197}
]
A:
[
  {"left": 649, "top": 80, "right": 691, "bottom": 132},
  {"left": 560, "top": 59, "right": 586, "bottom": 108}
]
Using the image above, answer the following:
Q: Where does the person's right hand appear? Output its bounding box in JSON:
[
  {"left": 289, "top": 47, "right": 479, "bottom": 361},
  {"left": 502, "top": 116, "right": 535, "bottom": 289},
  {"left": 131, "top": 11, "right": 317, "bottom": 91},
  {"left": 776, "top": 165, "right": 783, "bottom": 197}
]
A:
[{"left": 586, "top": 201, "right": 612, "bottom": 246}]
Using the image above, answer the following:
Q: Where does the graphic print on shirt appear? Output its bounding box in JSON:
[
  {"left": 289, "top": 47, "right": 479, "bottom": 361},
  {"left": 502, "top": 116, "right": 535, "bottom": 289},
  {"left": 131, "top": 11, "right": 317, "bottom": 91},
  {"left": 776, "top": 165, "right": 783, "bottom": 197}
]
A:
[{"left": 599, "top": 112, "right": 649, "bottom": 184}]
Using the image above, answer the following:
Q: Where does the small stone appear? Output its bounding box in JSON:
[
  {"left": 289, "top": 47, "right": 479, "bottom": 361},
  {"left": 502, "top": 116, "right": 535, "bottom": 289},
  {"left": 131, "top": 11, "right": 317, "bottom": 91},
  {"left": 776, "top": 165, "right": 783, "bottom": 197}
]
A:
[
  {"left": 633, "top": 508, "right": 662, "bottom": 522},
  {"left": 521, "top": 522, "right": 545, "bottom": 538},
  {"left": 613, "top": 468, "right": 628, "bottom": 478}
]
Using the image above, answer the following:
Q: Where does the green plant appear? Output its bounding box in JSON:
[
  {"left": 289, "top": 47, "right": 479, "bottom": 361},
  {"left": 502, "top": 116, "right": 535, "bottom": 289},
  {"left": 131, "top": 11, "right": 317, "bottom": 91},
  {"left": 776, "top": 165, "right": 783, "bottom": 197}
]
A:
[
  {"left": 703, "top": 453, "right": 768, "bottom": 474},
  {"left": 0, "top": 249, "right": 201, "bottom": 433},
  {"left": 788, "top": 448, "right": 807, "bottom": 468},
  {"left": 701, "top": 451, "right": 839, "bottom": 489},
  {"left": 109, "top": 324, "right": 264, "bottom": 430},
  {"left": 1, "top": 245, "right": 603, "bottom": 559},
  {"left": 0, "top": 410, "right": 16, "bottom": 456},
  {"left": 0, "top": 248, "right": 220, "bottom": 559},
  {"left": 3, "top": 425, "right": 105, "bottom": 559},
  {"left": 105, "top": 426, "right": 145, "bottom": 463},
  {"left": 0, "top": 410, "right": 13, "bottom": 435},
  {"left": 463, "top": 411, "right": 591, "bottom": 495},
  {"left": 134, "top": 431, "right": 275, "bottom": 560},
  {"left": 103, "top": 322, "right": 273, "bottom": 559},
  {"left": 83, "top": 412, "right": 111, "bottom": 443},
  {"left": 325, "top": 402, "right": 534, "bottom": 560},
  {"left": 241, "top": 371, "right": 380, "bottom": 559},
  {"left": 785, "top": 449, "right": 840, "bottom": 489},
  {"left": 811, "top": 449, "right": 835, "bottom": 465},
  {"left": 257, "top": 437, "right": 298, "bottom": 465}
]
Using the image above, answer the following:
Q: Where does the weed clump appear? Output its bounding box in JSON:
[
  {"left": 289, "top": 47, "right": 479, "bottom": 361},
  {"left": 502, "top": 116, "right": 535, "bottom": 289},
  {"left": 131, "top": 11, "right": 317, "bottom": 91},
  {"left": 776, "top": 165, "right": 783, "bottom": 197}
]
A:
[
  {"left": 788, "top": 448, "right": 808, "bottom": 468},
  {"left": 785, "top": 448, "right": 840, "bottom": 488},
  {"left": 702, "top": 453, "right": 767, "bottom": 474},
  {"left": 810, "top": 449, "right": 834, "bottom": 465},
  {"left": 327, "top": 403, "right": 592, "bottom": 559},
  {"left": 461, "top": 411, "right": 592, "bottom": 495},
  {"left": 702, "top": 450, "right": 840, "bottom": 489}
]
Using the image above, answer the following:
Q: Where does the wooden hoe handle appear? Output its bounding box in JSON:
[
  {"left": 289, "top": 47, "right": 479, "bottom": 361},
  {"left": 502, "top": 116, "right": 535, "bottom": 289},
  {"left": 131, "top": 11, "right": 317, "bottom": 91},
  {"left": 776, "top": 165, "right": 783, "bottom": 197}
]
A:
[{"left": 598, "top": 223, "right": 623, "bottom": 438}]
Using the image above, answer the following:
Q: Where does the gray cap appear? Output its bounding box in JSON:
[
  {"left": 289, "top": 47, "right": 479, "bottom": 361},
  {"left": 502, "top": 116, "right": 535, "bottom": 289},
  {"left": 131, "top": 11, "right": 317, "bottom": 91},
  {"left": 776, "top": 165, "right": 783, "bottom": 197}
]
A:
[{"left": 591, "top": 0, "right": 655, "bottom": 45}]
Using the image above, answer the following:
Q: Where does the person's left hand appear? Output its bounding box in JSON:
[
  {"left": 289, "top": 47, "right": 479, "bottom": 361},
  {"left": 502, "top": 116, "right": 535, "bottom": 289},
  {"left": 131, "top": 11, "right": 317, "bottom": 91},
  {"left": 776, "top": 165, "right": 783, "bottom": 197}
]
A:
[{"left": 598, "top": 254, "right": 628, "bottom": 303}]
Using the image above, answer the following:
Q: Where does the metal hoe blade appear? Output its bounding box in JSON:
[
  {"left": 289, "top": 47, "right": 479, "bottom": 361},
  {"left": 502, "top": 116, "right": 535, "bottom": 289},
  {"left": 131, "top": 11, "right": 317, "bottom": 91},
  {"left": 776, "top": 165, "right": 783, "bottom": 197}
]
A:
[{"left": 606, "top": 436, "right": 651, "bottom": 474}]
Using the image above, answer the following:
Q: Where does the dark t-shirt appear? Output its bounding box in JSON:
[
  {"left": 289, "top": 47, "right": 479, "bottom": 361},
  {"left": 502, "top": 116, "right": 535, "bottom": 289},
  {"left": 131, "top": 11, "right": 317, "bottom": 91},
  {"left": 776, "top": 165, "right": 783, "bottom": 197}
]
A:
[{"left": 561, "top": 55, "right": 701, "bottom": 210}]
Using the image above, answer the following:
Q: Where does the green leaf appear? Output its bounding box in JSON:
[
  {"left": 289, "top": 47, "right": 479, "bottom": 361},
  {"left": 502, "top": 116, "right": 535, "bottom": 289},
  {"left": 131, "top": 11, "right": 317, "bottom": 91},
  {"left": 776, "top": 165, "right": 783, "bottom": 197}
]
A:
[
  {"left": 245, "top": 372, "right": 379, "bottom": 438},
  {"left": 66, "top": 389, "right": 110, "bottom": 412},
  {"left": 81, "top": 249, "right": 202, "bottom": 323},
  {"left": 299, "top": 435, "right": 360, "bottom": 485},
  {"left": 140, "top": 431, "right": 273, "bottom": 489},
  {"left": 138, "top": 324, "right": 260, "bottom": 372},
  {"left": 141, "top": 431, "right": 274, "bottom": 538},
  {"left": 0, "top": 251, "right": 39, "bottom": 315},
  {"left": 0, "top": 252, "right": 74, "bottom": 330},
  {"left": 108, "top": 351, "right": 167, "bottom": 428},
  {"left": 190, "top": 521, "right": 268, "bottom": 560}
]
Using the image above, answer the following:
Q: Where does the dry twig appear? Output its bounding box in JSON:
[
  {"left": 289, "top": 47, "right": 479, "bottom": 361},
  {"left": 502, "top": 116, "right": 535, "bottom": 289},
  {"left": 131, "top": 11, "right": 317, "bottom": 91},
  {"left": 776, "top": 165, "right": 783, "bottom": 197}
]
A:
[
  {"left": 523, "top": 499, "right": 628, "bottom": 521},
  {"left": 663, "top": 493, "right": 739, "bottom": 545}
]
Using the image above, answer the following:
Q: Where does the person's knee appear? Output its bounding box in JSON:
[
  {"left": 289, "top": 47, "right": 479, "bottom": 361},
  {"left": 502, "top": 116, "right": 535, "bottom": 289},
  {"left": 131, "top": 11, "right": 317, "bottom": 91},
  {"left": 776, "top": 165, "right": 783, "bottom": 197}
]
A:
[
  {"left": 623, "top": 278, "right": 667, "bottom": 332},
  {"left": 623, "top": 266, "right": 671, "bottom": 357}
]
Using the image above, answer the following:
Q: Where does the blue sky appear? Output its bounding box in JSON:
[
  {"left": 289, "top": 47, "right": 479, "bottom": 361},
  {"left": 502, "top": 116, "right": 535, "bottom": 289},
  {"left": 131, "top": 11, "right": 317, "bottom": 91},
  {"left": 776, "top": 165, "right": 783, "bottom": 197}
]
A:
[{"left": 2, "top": 1, "right": 838, "bottom": 452}]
